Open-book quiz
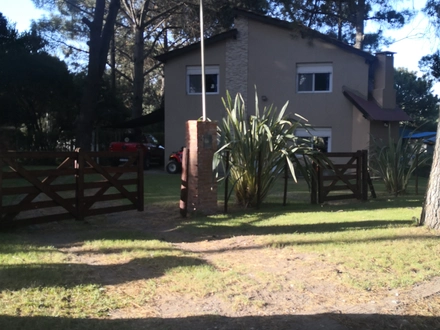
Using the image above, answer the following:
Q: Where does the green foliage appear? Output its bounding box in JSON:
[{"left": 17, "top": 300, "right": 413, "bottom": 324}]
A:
[
  {"left": 0, "top": 13, "right": 130, "bottom": 152},
  {"left": 425, "top": 0, "right": 440, "bottom": 30},
  {"left": 269, "top": 0, "right": 413, "bottom": 51},
  {"left": 395, "top": 68, "right": 440, "bottom": 131},
  {"left": 419, "top": 51, "right": 440, "bottom": 82},
  {"left": 369, "top": 128, "right": 431, "bottom": 196},
  {"left": 0, "top": 14, "right": 78, "bottom": 151},
  {"left": 420, "top": 1, "right": 440, "bottom": 82},
  {"left": 216, "top": 91, "right": 324, "bottom": 207}
]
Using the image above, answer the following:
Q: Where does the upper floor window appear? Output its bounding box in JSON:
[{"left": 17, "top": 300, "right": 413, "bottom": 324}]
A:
[
  {"left": 297, "top": 64, "right": 332, "bottom": 93},
  {"left": 187, "top": 66, "right": 219, "bottom": 95}
]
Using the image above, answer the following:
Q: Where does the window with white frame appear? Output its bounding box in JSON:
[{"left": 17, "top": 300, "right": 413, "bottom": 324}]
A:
[
  {"left": 295, "top": 128, "right": 332, "bottom": 152},
  {"left": 186, "top": 66, "right": 219, "bottom": 95},
  {"left": 297, "top": 64, "right": 332, "bottom": 93}
]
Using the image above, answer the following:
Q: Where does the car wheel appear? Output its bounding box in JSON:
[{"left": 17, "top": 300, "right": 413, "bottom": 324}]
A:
[{"left": 166, "top": 160, "right": 179, "bottom": 174}]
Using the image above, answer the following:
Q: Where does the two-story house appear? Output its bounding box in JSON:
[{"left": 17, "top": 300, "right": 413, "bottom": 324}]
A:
[{"left": 156, "top": 9, "right": 410, "bottom": 156}]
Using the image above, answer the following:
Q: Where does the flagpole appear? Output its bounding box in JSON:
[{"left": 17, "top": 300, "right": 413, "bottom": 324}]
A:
[{"left": 200, "top": 0, "right": 206, "bottom": 121}]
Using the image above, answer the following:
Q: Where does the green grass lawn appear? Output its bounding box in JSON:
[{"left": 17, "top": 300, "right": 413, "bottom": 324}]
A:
[{"left": 0, "top": 170, "right": 439, "bottom": 328}]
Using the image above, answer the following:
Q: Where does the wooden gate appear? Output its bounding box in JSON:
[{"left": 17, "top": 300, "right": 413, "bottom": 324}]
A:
[
  {"left": 312, "top": 150, "right": 368, "bottom": 204},
  {"left": 0, "top": 149, "right": 144, "bottom": 229}
]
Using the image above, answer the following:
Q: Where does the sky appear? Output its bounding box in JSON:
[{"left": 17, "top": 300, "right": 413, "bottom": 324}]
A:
[
  {"left": 0, "top": 0, "right": 46, "bottom": 32},
  {"left": 1, "top": 0, "right": 440, "bottom": 94}
]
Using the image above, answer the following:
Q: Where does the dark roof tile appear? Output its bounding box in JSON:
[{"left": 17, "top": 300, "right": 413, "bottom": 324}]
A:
[
  {"left": 343, "top": 89, "right": 411, "bottom": 122},
  {"left": 156, "top": 30, "right": 238, "bottom": 63},
  {"left": 156, "top": 9, "right": 376, "bottom": 63}
]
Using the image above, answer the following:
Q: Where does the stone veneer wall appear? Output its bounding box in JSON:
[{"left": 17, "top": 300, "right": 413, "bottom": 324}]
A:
[{"left": 225, "top": 17, "right": 248, "bottom": 104}]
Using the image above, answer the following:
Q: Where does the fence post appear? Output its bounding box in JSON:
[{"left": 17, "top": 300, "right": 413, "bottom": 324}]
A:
[
  {"left": 311, "top": 163, "right": 318, "bottom": 204},
  {"left": 75, "top": 148, "right": 85, "bottom": 221},
  {"left": 179, "top": 147, "right": 189, "bottom": 217},
  {"left": 224, "top": 151, "right": 230, "bottom": 214},
  {"left": 415, "top": 153, "right": 419, "bottom": 195},
  {"left": 361, "top": 150, "right": 368, "bottom": 201},
  {"left": 318, "top": 163, "right": 324, "bottom": 204},
  {"left": 367, "top": 171, "right": 377, "bottom": 199},
  {"left": 137, "top": 149, "right": 144, "bottom": 211},
  {"left": 256, "top": 150, "right": 262, "bottom": 209},
  {"left": 355, "top": 150, "right": 362, "bottom": 200},
  {"left": 0, "top": 154, "right": 3, "bottom": 221},
  {"left": 283, "top": 158, "right": 288, "bottom": 206}
]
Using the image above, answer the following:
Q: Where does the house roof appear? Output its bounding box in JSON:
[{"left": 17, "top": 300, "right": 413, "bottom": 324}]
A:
[
  {"left": 233, "top": 9, "right": 376, "bottom": 62},
  {"left": 155, "top": 9, "right": 376, "bottom": 63},
  {"left": 156, "top": 29, "right": 238, "bottom": 63},
  {"left": 343, "top": 89, "right": 411, "bottom": 122}
]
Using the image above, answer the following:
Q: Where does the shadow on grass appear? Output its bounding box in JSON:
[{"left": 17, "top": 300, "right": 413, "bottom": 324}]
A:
[
  {"left": 184, "top": 233, "right": 440, "bottom": 255},
  {"left": 0, "top": 255, "right": 206, "bottom": 291},
  {"left": 0, "top": 227, "right": 172, "bottom": 252},
  {"left": 258, "top": 196, "right": 425, "bottom": 213},
  {"left": 1, "top": 217, "right": 423, "bottom": 248},
  {"left": 165, "top": 219, "right": 419, "bottom": 243},
  {"left": 0, "top": 189, "right": 426, "bottom": 249},
  {"left": 0, "top": 313, "right": 438, "bottom": 330}
]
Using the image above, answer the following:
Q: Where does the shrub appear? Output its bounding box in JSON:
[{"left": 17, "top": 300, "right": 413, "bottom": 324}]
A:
[
  {"left": 369, "top": 128, "right": 431, "bottom": 196},
  {"left": 216, "top": 91, "right": 326, "bottom": 207}
]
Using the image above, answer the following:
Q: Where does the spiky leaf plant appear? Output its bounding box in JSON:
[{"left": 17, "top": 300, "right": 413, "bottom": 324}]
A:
[
  {"left": 369, "top": 128, "right": 432, "bottom": 196},
  {"left": 216, "top": 91, "right": 327, "bottom": 207}
]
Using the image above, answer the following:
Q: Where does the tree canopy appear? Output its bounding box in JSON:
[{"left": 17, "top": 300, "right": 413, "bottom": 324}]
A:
[
  {"left": 268, "top": 0, "right": 413, "bottom": 50},
  {"left": 419, "top": 1, "right": 440, "bottom": 82},
  {"left": 0, "top": 13, "right": 77, "bottom": 151},
  {"left": 0, "top": 12, "right": 129, "bottom": 152},
  {"left": 395, "top": 68, "right": 440, "bottom": 131}
]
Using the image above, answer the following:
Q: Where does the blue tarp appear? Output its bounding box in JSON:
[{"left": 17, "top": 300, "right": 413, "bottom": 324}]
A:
[
  {"left": 425, "top": 136, "right": 436, "bottom": 144},
  {"left": 403, "top": 132, "right": 437, "bottom": 139}
]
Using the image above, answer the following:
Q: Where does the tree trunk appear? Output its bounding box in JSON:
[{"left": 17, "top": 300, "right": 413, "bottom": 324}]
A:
[
  {"left": 132, "top": 25, "right": 145, "bottom": 140},
  {"left": 111, "top": 30, "right": 116, "bottom": 94},
  {"left": 75, "top": 0, "right": 121, "bottom": 150},
  {"left": 354, "top": 0, "right": 365, "bottom": 50},
  {"left": 420, "top": 117, "right": 440, "bottom": 230},
  {"left": 337, "top": 0, "right": 343, "bottom": 41}
]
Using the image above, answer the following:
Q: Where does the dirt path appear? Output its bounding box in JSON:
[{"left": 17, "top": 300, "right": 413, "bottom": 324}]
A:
[
  {"left": 173, "top": 236, "right": 440, "bottom": 318},
  {"left": 21, "top": 207, "right": 440, "bottom": 329}
]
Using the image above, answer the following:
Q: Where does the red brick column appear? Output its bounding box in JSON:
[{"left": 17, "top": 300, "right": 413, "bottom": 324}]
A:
[{"left": 185, "top": 120, "right": 218, "bottom": 214}]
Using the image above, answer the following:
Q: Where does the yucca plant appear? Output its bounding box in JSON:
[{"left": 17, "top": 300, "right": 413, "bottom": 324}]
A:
[
  {"left": 369, "top": 127, "right": 432, "bottom": 196},
  {"left": 215, "top": 90, "right": 327, "bottom": 207}
]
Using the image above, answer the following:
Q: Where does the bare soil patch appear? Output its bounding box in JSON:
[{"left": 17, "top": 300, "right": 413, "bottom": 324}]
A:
[{"left": 19, "top": 205, "right": 440, "bottom": 329}]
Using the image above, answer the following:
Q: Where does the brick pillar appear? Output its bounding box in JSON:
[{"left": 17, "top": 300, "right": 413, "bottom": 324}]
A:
[{"left": 186, "top": 120, "right": 218, "bottom": 214}]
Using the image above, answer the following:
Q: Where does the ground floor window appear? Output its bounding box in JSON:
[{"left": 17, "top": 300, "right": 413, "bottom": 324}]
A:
[{"left": 295, "top": 128, "right": 332, "bottom": 152}]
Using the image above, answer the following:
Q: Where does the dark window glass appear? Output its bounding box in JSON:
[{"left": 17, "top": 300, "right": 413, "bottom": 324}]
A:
[
  {"left": 189, "top": 73, "right": 218, "bottom": 94},
  {"left": 315, "top": 73, "right": 330, "bottom": 91},
  {"left": 189, "top": 74, "right": 202, "bottom": 93},
  {"left": 206, "top": 74, "right": 218, "bottom": 93}
]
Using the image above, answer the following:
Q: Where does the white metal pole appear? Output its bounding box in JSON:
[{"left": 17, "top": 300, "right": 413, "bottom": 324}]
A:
[{"left": 200, "top": 0, "right": 206, "bottom": 121}]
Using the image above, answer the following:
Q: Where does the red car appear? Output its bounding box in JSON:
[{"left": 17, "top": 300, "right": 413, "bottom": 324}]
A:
[{"left": 109, "top": 134, "right": 164, "bottom": 169}]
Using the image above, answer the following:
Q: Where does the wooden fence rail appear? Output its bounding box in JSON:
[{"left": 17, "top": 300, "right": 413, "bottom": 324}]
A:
[
  {"left": 311, "top": 150, "right": 369, "bottom": 204},
  {"left": 219, "top": 150, "right": 371, "bottom": 213},
  {"left": 0, "top": 149, "right": 144, "bottom": 229}
]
